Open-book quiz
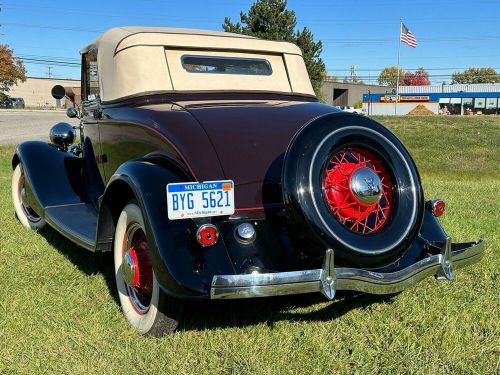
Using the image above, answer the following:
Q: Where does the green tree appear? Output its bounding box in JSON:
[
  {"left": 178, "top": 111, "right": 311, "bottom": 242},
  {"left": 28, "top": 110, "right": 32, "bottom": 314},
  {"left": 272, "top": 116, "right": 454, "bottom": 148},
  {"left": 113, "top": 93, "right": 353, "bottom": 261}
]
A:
[
  {"left": 378, "top": 66, "right": 405, "bottom": 86},
  {"left": 451, "top": 67, "right": 499, "bottom": 84},
  {"left": 0, "top": 44, "right": 26, "bottom": 101},
  {"left": 223, "top": 0, "right": 326, "bottom": 97}
]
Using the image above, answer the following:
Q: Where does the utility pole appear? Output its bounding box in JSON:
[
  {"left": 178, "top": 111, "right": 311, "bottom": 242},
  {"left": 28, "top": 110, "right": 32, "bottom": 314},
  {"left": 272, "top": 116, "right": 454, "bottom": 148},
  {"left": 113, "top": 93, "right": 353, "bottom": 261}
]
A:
[
  {"left": 350, "top": 65, "right": 358, "bottom": 83},
  {"left": 46, "top": 66, "right": 53, "bottom": 79},
  {"left": 0, "top": 4, "right": 4, "bottom": 36},
  {"left": 395, "top": 20, "right": 402, "bottom": 115}
]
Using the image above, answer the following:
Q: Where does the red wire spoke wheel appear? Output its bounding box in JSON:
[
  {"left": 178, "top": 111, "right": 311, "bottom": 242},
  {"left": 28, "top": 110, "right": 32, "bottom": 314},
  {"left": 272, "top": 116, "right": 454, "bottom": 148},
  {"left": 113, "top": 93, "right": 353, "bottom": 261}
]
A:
[
  {"left": 323, "top": 147, "right": 394, "bottom": 234},
  {"left": 122, "top": 224, "right": 154, "bottom": 314},
  {"left": 282, "top": 113, "right": 424, "bottom": 267}
]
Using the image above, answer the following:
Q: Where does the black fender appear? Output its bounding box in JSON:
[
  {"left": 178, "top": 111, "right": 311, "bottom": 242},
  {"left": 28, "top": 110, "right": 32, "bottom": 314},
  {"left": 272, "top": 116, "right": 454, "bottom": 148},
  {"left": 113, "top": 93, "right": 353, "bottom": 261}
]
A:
[
  {"left": 97, "top": 159, "right": 236, "bottom": 299},
  {"left": 12, "top": 141, "right": 84, "bottom": 217}
]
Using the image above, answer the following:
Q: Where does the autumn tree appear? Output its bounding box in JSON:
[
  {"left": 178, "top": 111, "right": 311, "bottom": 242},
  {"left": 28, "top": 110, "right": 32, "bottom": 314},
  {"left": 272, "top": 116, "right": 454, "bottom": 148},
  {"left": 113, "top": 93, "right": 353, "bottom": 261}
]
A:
[
  {"left": 451, "top": 67, "right": 499, "bottom": 84},
  {"left": 223, "top": 0, "right": 326, "bottom": 97},
  {"left": 402, "top": 67, "right": 430, "bottom": 85},
  {"left": 378, "top": 66, "right": 405, "bottom": 86},
  {"left": 0, "top": 45, "right": 26, "bottom": 101},
  {"left": 379, "top": 66, "right": 431, "bottom": 86}
]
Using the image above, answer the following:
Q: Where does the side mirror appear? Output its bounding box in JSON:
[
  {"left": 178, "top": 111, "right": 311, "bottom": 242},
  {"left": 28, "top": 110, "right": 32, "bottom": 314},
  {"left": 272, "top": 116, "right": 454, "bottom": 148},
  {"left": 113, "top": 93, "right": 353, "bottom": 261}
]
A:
[
  {"left": 66, "top": 107, "right": 79, "bottom": 118},
  {"left": 49, "top": 123, "right": 76, "bottom": 150},
  {"left": 51, "top": 85, "right": 66, "bottom": 100}
]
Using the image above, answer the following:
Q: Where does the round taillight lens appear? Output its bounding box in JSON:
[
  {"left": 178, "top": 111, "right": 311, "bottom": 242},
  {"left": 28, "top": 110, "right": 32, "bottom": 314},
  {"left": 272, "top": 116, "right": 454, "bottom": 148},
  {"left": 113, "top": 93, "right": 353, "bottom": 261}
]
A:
[
  {"left": 431, "top": 199, "right": 446, "bottom": 217},
  {"left": 196, "top": 224, "right": 219, "bottom": 247}
]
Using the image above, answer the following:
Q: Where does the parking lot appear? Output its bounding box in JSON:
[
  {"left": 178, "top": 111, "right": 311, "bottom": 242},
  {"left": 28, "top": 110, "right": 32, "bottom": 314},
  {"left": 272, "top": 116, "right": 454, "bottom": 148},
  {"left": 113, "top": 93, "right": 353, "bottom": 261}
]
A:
[{"left": 0, "top": 110, "right": 79, "bottom": 145}]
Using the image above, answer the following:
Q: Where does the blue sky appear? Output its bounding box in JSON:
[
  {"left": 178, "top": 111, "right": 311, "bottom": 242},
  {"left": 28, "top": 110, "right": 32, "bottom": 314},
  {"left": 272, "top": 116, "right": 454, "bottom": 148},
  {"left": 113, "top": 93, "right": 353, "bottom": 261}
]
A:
[{"left": 1, "top": 0, "right": 499, "bottom": 83}]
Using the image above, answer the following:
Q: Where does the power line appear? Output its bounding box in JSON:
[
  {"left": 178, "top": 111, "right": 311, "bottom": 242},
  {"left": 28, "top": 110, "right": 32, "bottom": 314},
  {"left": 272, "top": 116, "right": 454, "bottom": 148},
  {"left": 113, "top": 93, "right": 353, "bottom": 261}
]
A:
[
  {"left": 14, "top": 54, "right": 498, "bottom": 73},
  {"left": 16, "top": 57, "right": 80, "bottom": 67},
  {"left": 15, "top": 50, "right": 499, "bottom": 64},
  {"left": 320, "top": 36, "right": 500, "bottom": 45},
  {"left": 16, "top": 54, "right": 80, "bottom": 62},
  {"left": 5, "top": 21, "right": 500, "bottom": 45},
  {"left": 2, "top": 22, "right": 102, "bottom": 33},
  {"left": 327, "top": 67, "right": 500, "bottom": 72},
  {"left": 338, "top": 73, "right": 500, "bottom": 78},
  {"left": 14, "top": 54, "right": 499, "bottom": 76}
]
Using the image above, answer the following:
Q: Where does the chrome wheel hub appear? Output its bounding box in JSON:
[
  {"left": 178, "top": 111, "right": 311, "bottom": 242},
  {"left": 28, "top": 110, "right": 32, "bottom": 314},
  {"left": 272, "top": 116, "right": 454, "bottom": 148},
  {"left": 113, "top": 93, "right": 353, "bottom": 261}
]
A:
[
  {"left": 350, "top": 167, "right": 382, "bottom": 205},
  {"left": 122, "top": 224, "right": 153, "bottom": 315},
  {"left": 122, "top": 250, "right": 139, "bottom": 288}
]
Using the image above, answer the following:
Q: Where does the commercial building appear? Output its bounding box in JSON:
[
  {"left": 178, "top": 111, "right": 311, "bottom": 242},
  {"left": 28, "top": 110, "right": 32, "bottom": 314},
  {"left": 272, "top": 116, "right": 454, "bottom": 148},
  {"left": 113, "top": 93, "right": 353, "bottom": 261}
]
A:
[
  {"left": 7, "top": 77, "right": 80, "bottom": 109},
  {"left": 321, "top": 78, "right": 394, "bottom": 107},
  {"left": 363, "top": 84, "right": 500, "bottom": 115}
]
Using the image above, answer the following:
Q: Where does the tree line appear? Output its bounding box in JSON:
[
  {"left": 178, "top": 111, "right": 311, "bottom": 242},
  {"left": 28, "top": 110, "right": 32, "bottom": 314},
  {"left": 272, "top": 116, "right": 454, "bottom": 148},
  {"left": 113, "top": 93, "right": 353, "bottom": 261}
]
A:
[{"left": 378, "top": 66, "right": 499, "bottom": 86}]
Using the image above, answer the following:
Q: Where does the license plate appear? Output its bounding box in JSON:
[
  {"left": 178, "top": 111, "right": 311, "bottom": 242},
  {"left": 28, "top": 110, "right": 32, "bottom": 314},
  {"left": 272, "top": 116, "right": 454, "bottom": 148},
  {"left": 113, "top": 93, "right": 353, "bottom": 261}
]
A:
[{"left": 166, "top": 180, "right": 235, "bottom": 220}]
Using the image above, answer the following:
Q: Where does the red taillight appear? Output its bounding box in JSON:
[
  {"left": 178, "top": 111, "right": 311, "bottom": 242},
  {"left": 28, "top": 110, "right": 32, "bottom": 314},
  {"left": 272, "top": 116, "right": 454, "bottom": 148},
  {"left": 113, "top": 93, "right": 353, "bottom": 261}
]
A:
[
  {"left": 196, "top": 224, "right": 219, "bottom": 247},
  {"left": 431, "top": 199, "right": 445, "bottom": 217}
]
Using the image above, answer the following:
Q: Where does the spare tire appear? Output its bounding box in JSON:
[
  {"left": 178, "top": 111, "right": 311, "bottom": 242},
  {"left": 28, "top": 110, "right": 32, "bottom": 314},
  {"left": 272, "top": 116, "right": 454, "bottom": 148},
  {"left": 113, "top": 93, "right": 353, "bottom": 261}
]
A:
[{"left": 282, "top": 112, "right": 424, "bottom": 268}]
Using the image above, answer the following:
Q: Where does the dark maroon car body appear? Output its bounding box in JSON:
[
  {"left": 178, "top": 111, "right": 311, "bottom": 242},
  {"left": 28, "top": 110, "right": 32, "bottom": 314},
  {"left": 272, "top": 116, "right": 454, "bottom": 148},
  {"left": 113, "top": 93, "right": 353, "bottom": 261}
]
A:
[{"left": 99, "top": 94, "right": 332, "bottom": 213}]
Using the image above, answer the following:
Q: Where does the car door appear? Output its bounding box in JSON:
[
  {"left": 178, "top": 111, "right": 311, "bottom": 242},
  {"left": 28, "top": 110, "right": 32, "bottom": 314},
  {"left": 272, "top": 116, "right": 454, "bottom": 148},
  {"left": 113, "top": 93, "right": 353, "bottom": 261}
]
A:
[{"left": 80, "top": 50, "right": 105, "bottom": 204}]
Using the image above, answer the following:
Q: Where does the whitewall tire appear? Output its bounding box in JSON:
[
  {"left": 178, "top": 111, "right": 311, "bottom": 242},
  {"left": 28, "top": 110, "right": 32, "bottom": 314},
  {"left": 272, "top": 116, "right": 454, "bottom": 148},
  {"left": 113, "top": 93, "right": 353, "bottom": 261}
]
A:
[
  {"left": 114, "top": 202, "right": 181, "bottom": 336},
  {"left": 11, "top": 164, "right": 46, "bottom": 229}
]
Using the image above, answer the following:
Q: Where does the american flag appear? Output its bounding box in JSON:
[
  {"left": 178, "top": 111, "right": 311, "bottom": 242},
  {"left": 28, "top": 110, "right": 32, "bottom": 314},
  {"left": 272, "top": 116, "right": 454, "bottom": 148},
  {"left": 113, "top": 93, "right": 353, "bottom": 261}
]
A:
[{"left": 400, "top": 23, "right": 417, "bottom": 48}]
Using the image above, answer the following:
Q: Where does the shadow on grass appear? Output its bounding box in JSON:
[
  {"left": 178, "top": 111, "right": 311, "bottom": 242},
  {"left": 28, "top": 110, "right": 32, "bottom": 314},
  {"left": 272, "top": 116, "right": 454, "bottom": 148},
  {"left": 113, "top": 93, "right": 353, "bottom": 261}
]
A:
[
  {"left": 38, "top": 225, "right": 396, "bottom": 332},
  {"left": 179, "top": 292, "right": 396, "bottom": 332},
  {"left": 38, "top": 225, "right": 119, "bottom": 305}
]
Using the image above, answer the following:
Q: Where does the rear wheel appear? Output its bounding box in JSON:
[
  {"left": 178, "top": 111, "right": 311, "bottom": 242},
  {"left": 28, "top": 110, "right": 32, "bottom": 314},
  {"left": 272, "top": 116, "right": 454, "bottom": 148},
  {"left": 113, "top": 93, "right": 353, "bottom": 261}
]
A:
[
  {"left": 11, "top": 164, "right": 46, "bottom": 229},
  {"left": 114, "top": 202, "right": 182, "bottom": 335}
]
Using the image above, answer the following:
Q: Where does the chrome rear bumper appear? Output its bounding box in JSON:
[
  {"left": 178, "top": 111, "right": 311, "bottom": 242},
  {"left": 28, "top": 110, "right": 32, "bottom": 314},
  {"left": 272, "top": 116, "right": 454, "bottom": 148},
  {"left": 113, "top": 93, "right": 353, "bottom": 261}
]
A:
[{"left": 210, "top": 238, "right": 484, "bottom": 300}]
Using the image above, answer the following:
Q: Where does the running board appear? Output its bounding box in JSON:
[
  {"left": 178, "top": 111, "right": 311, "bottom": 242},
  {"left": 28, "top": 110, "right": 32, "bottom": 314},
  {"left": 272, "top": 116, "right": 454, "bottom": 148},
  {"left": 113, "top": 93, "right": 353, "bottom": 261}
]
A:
[{"left": 44, "top": 203, "right": 97, "bottom": 251}]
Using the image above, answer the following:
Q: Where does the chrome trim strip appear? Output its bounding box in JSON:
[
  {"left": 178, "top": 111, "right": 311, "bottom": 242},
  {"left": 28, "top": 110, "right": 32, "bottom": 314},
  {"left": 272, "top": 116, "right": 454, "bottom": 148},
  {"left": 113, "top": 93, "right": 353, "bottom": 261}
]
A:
[{"left": 210, "top": 239, "right": 484, "bottom": 300}]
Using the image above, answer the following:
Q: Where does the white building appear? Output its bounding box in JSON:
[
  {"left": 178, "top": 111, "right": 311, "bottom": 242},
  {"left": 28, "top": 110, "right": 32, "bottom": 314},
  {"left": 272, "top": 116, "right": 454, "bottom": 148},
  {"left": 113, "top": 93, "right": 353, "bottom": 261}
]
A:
[
  {"left": 363, "top": 84, "right": 500, "bottom": 115},
  {"left": 7, "top": 77, "right": 80, "bottom": 109}
]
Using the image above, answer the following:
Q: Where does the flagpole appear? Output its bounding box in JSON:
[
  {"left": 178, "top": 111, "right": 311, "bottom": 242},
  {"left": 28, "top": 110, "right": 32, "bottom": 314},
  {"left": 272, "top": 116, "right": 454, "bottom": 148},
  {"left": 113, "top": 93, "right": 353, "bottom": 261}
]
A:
[{"left": 395, "top": 20, "right": 402, "bottom": 115}]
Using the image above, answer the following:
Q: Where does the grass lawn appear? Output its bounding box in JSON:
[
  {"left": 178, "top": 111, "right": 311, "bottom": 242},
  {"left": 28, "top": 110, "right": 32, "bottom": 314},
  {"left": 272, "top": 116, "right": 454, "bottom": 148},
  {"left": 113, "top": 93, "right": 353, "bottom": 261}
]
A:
[{"left": 0, "top": 116, "right": 498, "bottom": 374}]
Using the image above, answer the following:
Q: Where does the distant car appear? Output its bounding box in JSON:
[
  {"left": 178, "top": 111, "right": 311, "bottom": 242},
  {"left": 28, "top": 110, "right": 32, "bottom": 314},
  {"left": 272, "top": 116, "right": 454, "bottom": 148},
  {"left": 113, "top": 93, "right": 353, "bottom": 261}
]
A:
[
  {"left": 339, "top": 105, "right": 364, "bottom": 115},
  {"left": 11, "top": 27, "right": 483, "bottom": 336},
  {"left": 0, "top": 97, "right": 25, "bottom": 109}
]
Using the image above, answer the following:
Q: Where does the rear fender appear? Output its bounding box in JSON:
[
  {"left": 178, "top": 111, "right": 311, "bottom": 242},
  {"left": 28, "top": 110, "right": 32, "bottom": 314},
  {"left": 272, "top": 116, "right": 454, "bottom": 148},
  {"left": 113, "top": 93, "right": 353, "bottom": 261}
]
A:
[
  {"left": 13, "top": 141, "right": 84, "bottom": 217},
  {"left": 98, "top": 159, "right": 235, "bottom": 299}
]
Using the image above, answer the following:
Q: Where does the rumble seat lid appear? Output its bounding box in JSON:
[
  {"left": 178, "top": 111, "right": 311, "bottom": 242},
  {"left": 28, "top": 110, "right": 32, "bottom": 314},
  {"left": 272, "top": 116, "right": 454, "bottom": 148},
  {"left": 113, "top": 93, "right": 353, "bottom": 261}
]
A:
[{"left": 176, "top": 99, "right": 337, "bottom": 210}]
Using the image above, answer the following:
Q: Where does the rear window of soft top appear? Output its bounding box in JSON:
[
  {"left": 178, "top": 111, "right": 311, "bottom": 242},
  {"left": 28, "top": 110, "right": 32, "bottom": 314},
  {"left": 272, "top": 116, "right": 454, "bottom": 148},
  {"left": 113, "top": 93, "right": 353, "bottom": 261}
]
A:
[{"left": 181, "top": 55, "right": 272, "bottom": 76}]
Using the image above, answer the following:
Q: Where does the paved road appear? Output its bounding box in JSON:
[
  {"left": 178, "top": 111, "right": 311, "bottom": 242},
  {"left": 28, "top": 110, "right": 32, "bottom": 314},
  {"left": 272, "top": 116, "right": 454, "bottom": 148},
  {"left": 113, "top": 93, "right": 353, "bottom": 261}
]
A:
[{"left": 0, "top": 110, "right": 79, "bottom": 145}]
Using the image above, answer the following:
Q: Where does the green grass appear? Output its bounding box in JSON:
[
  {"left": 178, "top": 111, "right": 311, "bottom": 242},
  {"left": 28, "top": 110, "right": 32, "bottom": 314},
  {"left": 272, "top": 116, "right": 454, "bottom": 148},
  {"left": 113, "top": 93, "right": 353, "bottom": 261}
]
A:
[{"left": 0, "top": 116, "right": 499, "bottom": 374}]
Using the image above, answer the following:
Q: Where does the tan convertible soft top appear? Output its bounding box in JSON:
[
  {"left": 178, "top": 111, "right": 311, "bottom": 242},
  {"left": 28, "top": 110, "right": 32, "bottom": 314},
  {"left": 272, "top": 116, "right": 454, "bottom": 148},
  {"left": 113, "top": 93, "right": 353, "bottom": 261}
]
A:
[{"left": 80, "top": 27, "right": 315, "bottom": 101}]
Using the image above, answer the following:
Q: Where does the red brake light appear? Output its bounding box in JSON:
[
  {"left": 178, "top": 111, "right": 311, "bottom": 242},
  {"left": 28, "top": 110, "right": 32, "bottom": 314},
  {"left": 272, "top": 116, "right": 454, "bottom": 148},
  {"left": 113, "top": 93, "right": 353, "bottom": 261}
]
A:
[
  {"left": 196, "top": 224, "right": 219, "bottom": 247},
  {"left": 431, "top": 199, "right": 445, "bottom": 217}
]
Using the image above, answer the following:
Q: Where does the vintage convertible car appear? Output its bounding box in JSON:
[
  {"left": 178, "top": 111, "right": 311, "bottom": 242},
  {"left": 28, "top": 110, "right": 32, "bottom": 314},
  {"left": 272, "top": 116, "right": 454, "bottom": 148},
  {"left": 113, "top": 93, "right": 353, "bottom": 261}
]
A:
[{"left": 11, "top": 27, "right": 484, "bottom": 335}]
